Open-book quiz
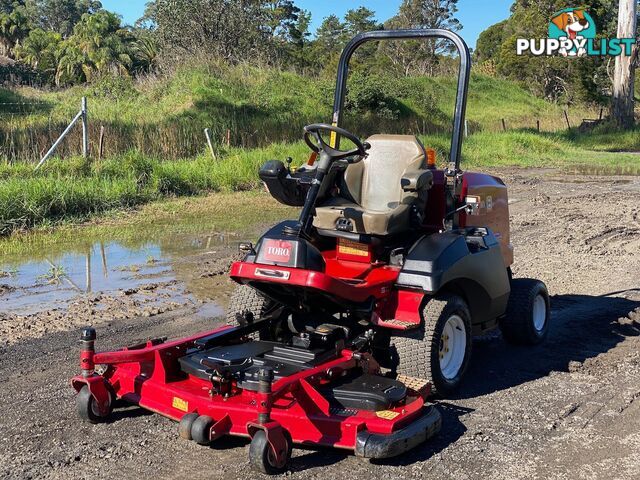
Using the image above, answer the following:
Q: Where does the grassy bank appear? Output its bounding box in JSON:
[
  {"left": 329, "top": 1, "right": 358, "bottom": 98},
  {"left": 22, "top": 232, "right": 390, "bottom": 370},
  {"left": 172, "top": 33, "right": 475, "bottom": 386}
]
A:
[
  {"left": 0, "top": 62, "right": 598, "bottom": 163},
  {"left": 2, "top": 129, "right": 638, "bottom": 236}
]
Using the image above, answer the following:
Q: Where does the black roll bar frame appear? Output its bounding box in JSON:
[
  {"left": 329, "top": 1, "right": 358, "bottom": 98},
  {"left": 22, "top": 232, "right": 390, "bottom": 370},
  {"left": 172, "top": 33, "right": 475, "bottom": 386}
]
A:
[{"left": 331, "top": 29, "right": 471, "bottom": 173}]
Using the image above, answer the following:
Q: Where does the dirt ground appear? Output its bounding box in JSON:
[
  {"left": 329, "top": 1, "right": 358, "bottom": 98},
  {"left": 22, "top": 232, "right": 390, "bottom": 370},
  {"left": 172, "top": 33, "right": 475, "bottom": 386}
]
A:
[{"left": 1, "top": 167, "right": 639, "bottom": 480}]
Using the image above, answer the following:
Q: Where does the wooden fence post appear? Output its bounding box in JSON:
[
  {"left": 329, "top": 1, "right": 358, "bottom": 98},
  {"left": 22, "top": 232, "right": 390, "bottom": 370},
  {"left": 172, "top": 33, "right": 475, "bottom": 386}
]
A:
[
  {"left": 564, "top": 110, "right": 571, "bottom": 129},
  {"left": 501, "top": 118, "right": 507, "bottom": 132},
  {"left": 536, "top": 119, "right": 541, "bottom": 132},
  {"left": 98, "top": 126, "right": 105, "bottom": 161},
  {"left": 204, "top": 128, "right": 216, "bottom": 160}
]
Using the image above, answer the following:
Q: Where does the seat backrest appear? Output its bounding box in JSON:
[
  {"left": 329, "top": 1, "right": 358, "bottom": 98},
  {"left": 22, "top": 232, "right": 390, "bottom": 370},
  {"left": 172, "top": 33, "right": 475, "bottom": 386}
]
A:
[{"left": 343, "top": 134, "right": 426, "bottom": 212}]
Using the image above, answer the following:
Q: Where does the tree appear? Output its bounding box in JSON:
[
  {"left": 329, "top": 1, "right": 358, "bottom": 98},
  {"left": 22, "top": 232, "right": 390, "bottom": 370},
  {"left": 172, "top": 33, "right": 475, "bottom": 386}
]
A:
[
  {"left": 29, "top": 0, "right": 102, "bottom": 37},
  {"left": 314, "top": 14, "right": 347, "bottom": 57},
  {"left": 0, "top": 2, "right": 31, "bottom": 57},
  {"left": 14, "top": 27, "right": 60, "bottom": 77},
  {"left": 480, "top": 0, "right": 630, "bottom": 104},
  {"left": 474, "top": 19, "right": 508, "bottom": 63},
  {"left": 150, "top": 0, "right": 272, "bottom": 65},
  {"left": 56, "top": 10, "right": 131, "bottom": 85},
  {"left": 344, "top": 6, "right": 380, "bottom": 37},
  {"left": 611, "top": 0, "right": 637, "bottom": 128},
  {"left": 384, "top": 0, "right": 462, "bottom": 76}
]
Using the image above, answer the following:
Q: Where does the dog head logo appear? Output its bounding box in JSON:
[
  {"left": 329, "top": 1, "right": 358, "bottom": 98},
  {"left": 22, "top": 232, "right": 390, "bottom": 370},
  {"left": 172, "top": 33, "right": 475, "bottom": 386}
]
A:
[
  {"left": 518, "top": 8, "right": 634, "bottom": 58},
  {"left": 548, "top": 8, "right": 597, "bottom": 57}
]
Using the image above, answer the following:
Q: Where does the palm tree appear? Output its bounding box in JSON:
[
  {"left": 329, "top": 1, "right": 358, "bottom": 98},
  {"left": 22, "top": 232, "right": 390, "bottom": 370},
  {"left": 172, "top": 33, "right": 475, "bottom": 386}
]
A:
[
  {"left": 0, "top": 6, "right": 30, "bottom": 57},
  {"left": 14, "top": 28, "right": 61, "bottom": 77},
  {"left": 55, "top": 11, "right": 133, "bottom": 85}
]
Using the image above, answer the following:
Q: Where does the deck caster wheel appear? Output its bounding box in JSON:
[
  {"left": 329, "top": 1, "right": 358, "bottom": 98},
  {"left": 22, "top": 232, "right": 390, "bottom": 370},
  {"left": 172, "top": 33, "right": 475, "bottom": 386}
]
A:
[
  {"left": 178, "top": 413, "right": 199, "bottom": 440},
  {"left": 393, "top": 294, "right": 472, "bottom": 397},
  {"left": 500, "top": 278, "right": 550, "bottom": 345},
  {"left": 76, "top": 385, "right": 113, "bottom": 424},
  {"left": 191, "top": 415, "right": 214, "bottom": 445},
  {"left": 248, "top": 429, "right": 292, "bottom": 475}
]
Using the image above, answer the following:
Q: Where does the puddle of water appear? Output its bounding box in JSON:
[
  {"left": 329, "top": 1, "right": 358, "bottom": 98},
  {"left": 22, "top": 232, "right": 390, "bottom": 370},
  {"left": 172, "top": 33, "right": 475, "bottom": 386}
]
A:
[{"left": 0, "top": 231, "right": 243, "bottom": 316}]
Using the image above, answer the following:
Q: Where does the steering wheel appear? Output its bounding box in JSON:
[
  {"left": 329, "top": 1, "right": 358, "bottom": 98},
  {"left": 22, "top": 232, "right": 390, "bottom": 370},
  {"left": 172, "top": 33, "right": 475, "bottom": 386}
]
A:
[{"left": 303, "top": 124, "right": 370, "bottom": 163}]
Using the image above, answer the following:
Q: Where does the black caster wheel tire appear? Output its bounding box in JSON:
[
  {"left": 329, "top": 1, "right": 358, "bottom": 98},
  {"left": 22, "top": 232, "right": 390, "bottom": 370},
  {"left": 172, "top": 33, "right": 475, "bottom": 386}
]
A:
[
  {"left": 178, "top": 413, "right": 199, "bottom": 440},
  {"left": 248, "top": 429, "right": 292, "bottom": 475},
  {"left": 76, "top": 384, "right": 113, "bottom": 424},
  {"left": 191, "top": 415, "right": 214, "bottom": 445},
  {"left": 500, "top": 278, "right": 550, "bottom": 345}
]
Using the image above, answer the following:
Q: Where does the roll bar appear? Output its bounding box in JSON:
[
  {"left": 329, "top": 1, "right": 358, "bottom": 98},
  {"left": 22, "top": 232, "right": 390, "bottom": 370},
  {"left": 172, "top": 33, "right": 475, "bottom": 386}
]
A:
[{"left": 332, "top": 29, "right": 471, "bottom": 172}]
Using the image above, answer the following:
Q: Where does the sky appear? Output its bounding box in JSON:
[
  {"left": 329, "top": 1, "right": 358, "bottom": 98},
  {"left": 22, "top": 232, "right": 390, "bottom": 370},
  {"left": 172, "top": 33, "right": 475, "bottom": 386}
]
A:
[{"left": 100, "top": 0, "right": 513, "bottom": 49}]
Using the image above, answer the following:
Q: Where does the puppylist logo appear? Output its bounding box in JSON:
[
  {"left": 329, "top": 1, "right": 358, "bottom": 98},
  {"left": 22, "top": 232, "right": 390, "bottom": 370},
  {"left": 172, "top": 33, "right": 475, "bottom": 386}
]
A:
[{"left": 517, "top": 7, "right": 636, "bottom": 58}]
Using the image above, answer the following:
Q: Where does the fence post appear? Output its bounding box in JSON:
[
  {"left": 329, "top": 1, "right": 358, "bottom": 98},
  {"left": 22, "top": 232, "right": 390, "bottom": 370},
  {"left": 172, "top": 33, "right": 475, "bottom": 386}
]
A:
[
  {"left": 537, "top": 119, "right": 540, "bottom": 132},
  {"left": 464, "top": 119, "right": 469, "bottom": 138},
  {"left": 204, "top": 128, "right": 216, "bottom": 160},
  {"left": 563, "top": 110, "right": 571, "bottom": 129},
  {"left": 501, "top": 118, "right": 507, "bottom": 132},
  {"left": 98, "top": 125, "right": 105, "bottom": 161},
  {"left": 82, "top": 96, "right": 88, "bottom": 158}
]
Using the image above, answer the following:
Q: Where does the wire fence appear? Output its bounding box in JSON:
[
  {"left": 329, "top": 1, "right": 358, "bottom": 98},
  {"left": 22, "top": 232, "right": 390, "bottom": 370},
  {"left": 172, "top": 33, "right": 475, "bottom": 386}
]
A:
[{"left": 0, "top": 98, "right": 606, "bottom": 165}]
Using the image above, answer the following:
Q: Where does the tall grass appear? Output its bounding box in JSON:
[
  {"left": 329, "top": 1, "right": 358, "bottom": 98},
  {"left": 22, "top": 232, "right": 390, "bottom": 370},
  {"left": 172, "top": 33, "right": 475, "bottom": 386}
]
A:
[
  {"left": 2, "top": 130, "right": 638, "bottom": 235},
  {"left": 0, "top": 62, "right": 599, "bottom": 163}
]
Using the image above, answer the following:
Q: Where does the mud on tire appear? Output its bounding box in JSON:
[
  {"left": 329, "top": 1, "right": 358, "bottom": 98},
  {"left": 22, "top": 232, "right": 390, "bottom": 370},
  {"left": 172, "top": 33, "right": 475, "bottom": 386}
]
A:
[
  {"left": 226, "top": 284, "right": 274, "bottom": 339},
  {"left": 393, "top": 294, "right": 472, "bottom": 397},
  {"left": 500, "top": 278, "right": 550, "bottom": 345}
]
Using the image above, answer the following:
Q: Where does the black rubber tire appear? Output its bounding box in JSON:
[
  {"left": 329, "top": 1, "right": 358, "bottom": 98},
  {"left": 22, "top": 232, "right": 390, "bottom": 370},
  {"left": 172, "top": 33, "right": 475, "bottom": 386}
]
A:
[
  {"left": 191, "top": 415, "right": 214, "bottom": 445},
  {"left": 226, "top": 284, "right": 273, "bottom": 339},
  {"left": 76, "top": 384, "right": 113, "bottom": 424},
  {"left": 178, "top": 413, "right": 199, "bottom": 440},
  {"left": 500, "top": 278, "right": 550, "bottom": 346},
  {"left": 393, "top": 294, "right": 472, "bottom": 397},
  {"left": 248, "top": 429, "right": 292, "bottom": 475}
]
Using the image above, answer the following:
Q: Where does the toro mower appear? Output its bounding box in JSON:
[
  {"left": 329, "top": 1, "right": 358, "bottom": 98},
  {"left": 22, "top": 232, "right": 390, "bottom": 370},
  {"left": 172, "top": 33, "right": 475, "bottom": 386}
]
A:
[{"left": 72, "top": 29, "right": 550, "bottom": 474}]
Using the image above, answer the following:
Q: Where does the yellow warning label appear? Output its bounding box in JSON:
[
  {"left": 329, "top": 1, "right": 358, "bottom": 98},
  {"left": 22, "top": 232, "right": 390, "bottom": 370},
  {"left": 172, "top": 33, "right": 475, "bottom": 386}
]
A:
[
  {"left": 172, "top": 397, "right": 189, "bottom": 412},
  {"left": 376, "top": 410, "right": 400, "bottom": 420},
  {"left": 338, "top": 239, "right": 369, "bottom": 257}
]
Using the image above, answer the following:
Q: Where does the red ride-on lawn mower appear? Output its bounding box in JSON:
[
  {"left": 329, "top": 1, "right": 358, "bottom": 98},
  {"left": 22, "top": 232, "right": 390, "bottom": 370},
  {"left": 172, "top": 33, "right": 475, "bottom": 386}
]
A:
[{"left": 72, "top": 30, "right": 550, "bottom": 474}]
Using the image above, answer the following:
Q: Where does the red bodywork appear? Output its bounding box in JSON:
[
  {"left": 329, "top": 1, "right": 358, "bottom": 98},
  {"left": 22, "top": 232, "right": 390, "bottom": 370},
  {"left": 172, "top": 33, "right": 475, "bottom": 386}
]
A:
[
  {"left": 71, "top": 327, "right": 433, "bottom": 453},
  {"left": 70, "top": 170, "right": 505, "bottom": 461},
  {"left": 231, "top": 169, "right": 511, "bottom": 329}
]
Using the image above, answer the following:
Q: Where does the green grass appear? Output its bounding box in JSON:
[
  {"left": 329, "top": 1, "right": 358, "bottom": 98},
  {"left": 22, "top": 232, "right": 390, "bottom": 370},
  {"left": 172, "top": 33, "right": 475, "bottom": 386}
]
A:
[
  {"left": 0, "top": 62, "right": 599, "bottom": 163},
  {"left": 2, "top": 129, "right": 638, "bottom": 236},
  {"left": 0, "top": 62, "right": 635, "bottom": 236}
]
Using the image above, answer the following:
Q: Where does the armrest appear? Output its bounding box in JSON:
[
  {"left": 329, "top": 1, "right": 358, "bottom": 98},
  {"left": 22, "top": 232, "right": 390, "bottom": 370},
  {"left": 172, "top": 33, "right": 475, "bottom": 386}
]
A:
[{"left": 401, "top": 170, "right": 433, "bottom": 192}]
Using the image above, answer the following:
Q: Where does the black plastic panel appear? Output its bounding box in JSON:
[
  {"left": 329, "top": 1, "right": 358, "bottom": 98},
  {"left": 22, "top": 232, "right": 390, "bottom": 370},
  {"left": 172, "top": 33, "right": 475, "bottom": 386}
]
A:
[
  {"left": 397, "top": 229, "right": 510, "bottom": 324},
  {"left": 320, "top": 374, "right": 407, "bottom": 411}
]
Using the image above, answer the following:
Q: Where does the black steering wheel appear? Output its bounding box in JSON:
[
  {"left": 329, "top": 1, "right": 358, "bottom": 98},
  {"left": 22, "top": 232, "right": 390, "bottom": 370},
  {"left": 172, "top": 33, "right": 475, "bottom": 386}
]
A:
[{"left": 303, "top": 124, "right": 370, "bottom": 163}]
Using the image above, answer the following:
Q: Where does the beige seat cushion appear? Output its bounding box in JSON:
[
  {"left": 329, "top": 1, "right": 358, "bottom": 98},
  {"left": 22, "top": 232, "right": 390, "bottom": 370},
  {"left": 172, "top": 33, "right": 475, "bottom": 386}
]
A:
[{"left": 314, "top": 134, "right": 428, "bottom": 236}]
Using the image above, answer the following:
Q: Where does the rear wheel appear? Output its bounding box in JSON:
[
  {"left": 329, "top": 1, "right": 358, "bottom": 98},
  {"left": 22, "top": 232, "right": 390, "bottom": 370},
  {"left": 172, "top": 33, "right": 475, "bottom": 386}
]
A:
[
  {"left": 500, "top": 278, "right": 550, "bottom": 345},
  {"left": 393, "top": 294, "right": 472, "bottom": 397}
]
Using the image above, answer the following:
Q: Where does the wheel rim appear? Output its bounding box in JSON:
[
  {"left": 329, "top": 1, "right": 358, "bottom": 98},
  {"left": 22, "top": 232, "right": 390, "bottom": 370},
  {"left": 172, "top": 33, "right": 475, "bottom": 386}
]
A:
[
  {"left": 532, "top": 294, "right": 547, "bottom": 332},
  {"left": 439, "top": 314, "right": 467, "bottom": 380}
]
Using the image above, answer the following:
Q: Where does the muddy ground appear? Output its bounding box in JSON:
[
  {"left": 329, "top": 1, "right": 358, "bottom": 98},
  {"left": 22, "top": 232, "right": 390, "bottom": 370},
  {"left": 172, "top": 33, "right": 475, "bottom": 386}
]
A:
[{"left": 0, "top": 168, "right": 639, "bottom": 480}]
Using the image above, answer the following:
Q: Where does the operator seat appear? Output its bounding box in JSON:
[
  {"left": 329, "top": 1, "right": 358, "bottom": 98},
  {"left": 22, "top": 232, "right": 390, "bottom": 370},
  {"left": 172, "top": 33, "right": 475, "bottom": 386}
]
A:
[{"left": 313, "top": 134, "right": 433, "bottom": 236}]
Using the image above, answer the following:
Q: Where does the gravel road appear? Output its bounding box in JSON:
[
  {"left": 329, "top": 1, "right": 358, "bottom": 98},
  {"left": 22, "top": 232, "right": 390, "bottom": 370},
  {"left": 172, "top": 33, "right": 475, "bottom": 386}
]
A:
[{"left": 1, "top": 168, "right": 639, "bottom": 480}]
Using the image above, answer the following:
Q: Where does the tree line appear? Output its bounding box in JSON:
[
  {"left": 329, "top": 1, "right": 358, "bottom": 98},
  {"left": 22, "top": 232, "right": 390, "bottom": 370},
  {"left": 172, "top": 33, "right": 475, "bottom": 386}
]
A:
[
  {"left": 0, "top": 0, "right": 464, "bottom": 86},
  {"left": 0, "top": 0, "right": 636, "bottom": 113}
]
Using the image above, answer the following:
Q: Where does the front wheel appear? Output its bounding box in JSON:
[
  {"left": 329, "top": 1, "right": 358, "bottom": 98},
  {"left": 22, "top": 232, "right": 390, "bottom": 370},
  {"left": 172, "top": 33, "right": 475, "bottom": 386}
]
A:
[
  {"left": 248, "top": 429, "right": 292, "bottom": 475},
  {"left": 76, "top": 385, "right": 113, "bottom": 424},
  {"left": 393, "top": 294, "right": 472, "bottom": 397}
]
